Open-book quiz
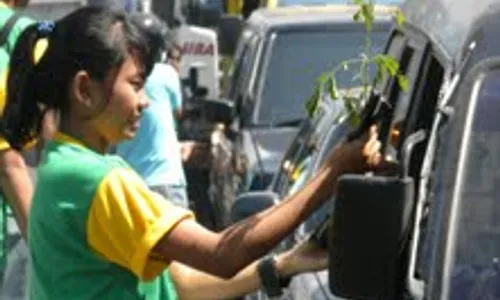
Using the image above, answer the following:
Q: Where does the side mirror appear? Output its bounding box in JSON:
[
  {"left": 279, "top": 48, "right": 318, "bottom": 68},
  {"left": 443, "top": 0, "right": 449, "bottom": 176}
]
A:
[
  {"left": 217, "top": 15, "right": 244, "bottom": 57},
  {"left": 202, "top": 98, "right": 235, "bottom": 125},
  {"left": 183, "top": 97, "right": 234, "bottom": 125},
  {"left": 230, "top": 191, "right": 279, "bottom": 223},
  {"left": 328, "top": 174, "right": 414, "bottom": 300},
  {"left": 327, "top": 130, "right": 426, "bottom": 300}
]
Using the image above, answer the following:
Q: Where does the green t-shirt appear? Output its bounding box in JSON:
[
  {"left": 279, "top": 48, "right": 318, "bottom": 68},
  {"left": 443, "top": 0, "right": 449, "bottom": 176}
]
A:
[
  {"left": 0, "top": 3, "right": 33, "bottom": 271},
  {"left": 29, "top": 132, "right": 192, "bottom": 299}
]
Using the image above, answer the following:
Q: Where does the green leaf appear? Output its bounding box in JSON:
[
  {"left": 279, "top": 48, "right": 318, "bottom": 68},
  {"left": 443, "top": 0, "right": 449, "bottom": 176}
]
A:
[
  {"left": 374, "top": 54, "right": 399, "bottom": 76},
  {"left": 352, "top": 0, "right": 364, "bottom": 5},
  {"left": 342, "top": 62, "right": 349, "bottom": 71},
  {"left": 343, "top": 96, "right": 361, "bottom": 127},
  {"left": 374, "top": 65, "right": 384, "bottom": 86},
  {"left": 305, "top": 85, "right": 321, "bottom": 117},
  {"left": 327, "top": 77, "right": 338, "bottom": 100},
  {"left": 316, "top": 71, "right": 330, "bottom": 85},
  {"left": 394, "top": 9, "right": 405, "bottom": 28},
  {"left": 397, "top": 74, "right": 409, "bottom": 91},
  {"left": 353, "top": 11, "right": 361, "bottom": 22}
]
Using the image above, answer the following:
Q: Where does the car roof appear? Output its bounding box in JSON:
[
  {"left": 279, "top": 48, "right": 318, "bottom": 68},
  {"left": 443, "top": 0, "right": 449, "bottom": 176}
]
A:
[
  {"left": 451, "top": 4, "right": 500, "bottom": 78},
  {"left": 246, "top": 4, "right": 397, "bottom": 33},
  {"left": 403, "top": 0, "right": 500, "bottom": 65}
]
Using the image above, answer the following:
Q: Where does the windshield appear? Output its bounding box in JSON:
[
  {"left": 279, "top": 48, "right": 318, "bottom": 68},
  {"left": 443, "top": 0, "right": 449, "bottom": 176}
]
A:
[
  {"left": 448, "top": 72, "right": 500, "bottom": 299},
  {"left": 256, "top": 29, "right": 388, "bottom": 125},
  {"left": 277, "top": 0, "right": 404, "bottom": 6}
]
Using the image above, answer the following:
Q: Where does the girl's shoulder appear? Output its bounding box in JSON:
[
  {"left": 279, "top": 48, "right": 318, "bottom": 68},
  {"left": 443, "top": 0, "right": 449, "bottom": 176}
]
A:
[{"left": 39, "top": 142, "right": 130, "bottom": 187}]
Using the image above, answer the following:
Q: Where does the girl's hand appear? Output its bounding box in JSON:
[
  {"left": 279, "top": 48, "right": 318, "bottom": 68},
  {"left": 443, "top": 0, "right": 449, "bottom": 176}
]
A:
[
  {"left": 275, "top": 240, "right": 328, "bottom": 278},
  {"left": 326, "top": 125, "right": 382, "bottom": 174}
]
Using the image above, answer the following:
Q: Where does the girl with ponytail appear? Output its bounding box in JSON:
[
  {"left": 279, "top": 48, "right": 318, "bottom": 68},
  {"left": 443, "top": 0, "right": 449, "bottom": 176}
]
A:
[{"left": 0, "top": 5, "right": 381, "bottom": 300}]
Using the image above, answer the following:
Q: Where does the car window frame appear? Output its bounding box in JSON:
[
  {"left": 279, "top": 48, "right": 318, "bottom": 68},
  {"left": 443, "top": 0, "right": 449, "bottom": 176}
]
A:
[
  {"left": 226, "top": 29, "right": 254, "bottom": 100},
  {"left": 382, "top": 33, "right": 429, "bottom": 159}
]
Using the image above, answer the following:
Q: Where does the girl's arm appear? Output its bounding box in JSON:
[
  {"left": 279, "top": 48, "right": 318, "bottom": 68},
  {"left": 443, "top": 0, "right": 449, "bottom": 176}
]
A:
[
  {"left": 154, "top": 127, "right": 380, "bottom": 279},
  {"left": 170, "top": 240, "right": 327, "bottom": 300},
  {"left": 0, "top": 148, "right": 33, "bottom": 238}
]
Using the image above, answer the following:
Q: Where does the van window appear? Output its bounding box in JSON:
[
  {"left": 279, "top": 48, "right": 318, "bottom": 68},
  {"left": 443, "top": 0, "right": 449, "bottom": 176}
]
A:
[
  {"left": 446, "top": 71, "right": 500, "bottom": 300},
  {"left": 403, "top": 54, "right": 445, "bottom": 282}
]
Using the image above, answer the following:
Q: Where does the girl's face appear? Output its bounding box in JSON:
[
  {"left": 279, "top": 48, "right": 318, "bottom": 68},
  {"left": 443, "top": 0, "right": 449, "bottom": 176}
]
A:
[{"left": 88, "top": 54, "right": 149, "bottom": 146}]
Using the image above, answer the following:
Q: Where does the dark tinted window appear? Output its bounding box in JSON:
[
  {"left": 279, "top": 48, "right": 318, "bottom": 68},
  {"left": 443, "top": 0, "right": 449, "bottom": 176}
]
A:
[
  {"left": 256, "top": 29, "right": 388, "bottom": 125},
  {"left": 448, "top": 72, "right": 500, "bottom": 299}
]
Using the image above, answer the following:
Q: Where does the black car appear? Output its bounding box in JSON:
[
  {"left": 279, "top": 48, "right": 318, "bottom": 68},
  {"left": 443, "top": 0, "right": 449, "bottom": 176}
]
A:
[
  {"left": 209, "top": 4, "right": 393, "bottom": 230},
  {"left": 225, "top": 4, "right": 392, "bottom": 192}
]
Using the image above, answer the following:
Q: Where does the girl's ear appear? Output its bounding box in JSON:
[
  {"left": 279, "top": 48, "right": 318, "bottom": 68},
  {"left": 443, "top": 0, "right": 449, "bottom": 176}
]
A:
[{"left": 71, "top": 70, "right": 103, "bottom": 114}]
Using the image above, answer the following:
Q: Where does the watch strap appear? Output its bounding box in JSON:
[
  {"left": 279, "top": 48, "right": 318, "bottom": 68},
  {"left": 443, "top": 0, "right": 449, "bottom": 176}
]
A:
[{"left": 257, "top": 256, "right": 289, "bottom": 297}]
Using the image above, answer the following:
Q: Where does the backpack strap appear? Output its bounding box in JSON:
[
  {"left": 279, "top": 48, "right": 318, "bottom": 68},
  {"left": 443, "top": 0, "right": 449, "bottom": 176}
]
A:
[{"left": 0, "top": 13, "right": 23, "bottom": 53}]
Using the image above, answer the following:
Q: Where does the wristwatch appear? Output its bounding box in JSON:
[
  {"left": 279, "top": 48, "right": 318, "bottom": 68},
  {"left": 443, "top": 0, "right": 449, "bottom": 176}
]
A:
[{"left": 257, "top": 255, "right": 291, "bottom": 298}]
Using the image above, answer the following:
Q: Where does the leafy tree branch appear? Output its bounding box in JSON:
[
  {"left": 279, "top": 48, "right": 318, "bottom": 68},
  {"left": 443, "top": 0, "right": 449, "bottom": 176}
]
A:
[{"left": 306, "top": 0, "right": 408, "bottom": 126}]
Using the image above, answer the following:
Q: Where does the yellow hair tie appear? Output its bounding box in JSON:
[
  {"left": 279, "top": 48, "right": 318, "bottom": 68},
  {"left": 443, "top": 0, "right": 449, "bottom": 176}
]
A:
[{"left": 33, "top": 38, "right": 49, "bottom": 65}]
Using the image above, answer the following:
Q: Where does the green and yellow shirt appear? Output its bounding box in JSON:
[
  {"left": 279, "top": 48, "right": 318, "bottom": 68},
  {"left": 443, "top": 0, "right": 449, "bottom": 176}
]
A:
[{"left": 29, "top": 132, "right": 193, "bottom": 299}]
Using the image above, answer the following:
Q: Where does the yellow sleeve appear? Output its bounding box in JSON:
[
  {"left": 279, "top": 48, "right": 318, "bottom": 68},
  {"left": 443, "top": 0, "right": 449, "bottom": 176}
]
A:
[{"left": 87, "top": 167, "right": 194, "bottom": 281}]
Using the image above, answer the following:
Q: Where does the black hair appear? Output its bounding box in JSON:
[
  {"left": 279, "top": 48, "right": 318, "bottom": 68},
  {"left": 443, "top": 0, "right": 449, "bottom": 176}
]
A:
[
  {"left": 167, "top": 43, "right": 182, "bottom": 61},
  {"left": 129, "top": 12, "right": 169, "bottom": 64},
  {"left": 0, "top": 5, "right": 153, "bottom": 150}
]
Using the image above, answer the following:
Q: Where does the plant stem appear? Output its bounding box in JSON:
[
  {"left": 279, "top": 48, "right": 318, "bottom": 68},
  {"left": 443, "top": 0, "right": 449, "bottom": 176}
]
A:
[{"left": 361, "top": 0, "right": 374, "bottom": 98}]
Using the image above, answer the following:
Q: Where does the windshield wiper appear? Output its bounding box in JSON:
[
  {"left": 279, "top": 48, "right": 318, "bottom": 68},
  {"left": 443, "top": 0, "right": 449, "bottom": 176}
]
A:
[
  {"left": 250, "top": 118, "right": 305, "bottom": 128},
  {"left": 273, "top": 118, "right": 305, "bottom": 127}
]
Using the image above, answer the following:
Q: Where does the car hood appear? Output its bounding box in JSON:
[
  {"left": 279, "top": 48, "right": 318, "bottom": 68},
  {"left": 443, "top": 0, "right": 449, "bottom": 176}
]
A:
[{"left": 242, "top": 126, "right": 300, "bottom": 174}]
